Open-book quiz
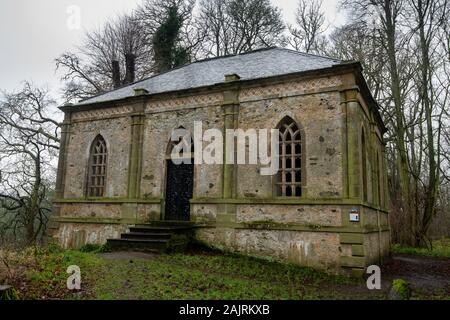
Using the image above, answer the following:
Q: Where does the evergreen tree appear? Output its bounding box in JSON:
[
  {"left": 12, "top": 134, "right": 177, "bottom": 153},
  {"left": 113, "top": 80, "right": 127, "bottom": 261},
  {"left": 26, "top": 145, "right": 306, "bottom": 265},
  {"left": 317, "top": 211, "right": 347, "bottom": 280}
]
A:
[{"left": 152, "top": 5, "right": 190, "bottom": 73}]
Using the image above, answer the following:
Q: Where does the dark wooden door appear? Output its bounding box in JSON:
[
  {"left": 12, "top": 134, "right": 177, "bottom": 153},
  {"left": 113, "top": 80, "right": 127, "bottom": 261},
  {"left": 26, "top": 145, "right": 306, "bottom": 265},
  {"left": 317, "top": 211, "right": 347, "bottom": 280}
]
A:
[{"left": 164, "top": 159, "right": 194, "bottom": 221}]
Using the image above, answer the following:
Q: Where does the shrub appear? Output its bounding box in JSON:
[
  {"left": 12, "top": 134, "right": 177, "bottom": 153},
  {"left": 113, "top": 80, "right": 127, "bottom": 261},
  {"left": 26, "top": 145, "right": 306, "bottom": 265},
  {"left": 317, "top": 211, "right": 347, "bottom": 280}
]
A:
[{"left": 391, "top": 279, "right": 410, "bottom": 300}]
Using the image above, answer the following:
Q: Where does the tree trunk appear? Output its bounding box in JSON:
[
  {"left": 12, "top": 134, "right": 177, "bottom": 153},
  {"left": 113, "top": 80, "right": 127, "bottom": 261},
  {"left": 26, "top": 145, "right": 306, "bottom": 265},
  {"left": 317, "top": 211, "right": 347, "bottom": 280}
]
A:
[
  {"left": 382, "top": 0, "right": 413, "bottom": 245},
  {"left": 416, "top": 0, "right": 439, "bottom": 248},
  {"left": 26, "top": 156, "right": 42, "bottom": 244}
]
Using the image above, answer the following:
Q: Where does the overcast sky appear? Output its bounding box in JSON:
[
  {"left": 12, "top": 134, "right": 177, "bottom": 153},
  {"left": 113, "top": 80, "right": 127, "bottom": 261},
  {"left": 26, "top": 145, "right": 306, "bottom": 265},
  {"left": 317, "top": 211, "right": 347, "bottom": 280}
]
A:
[{"left": 0, "top": 0, "right": 344, "bottom": 99}]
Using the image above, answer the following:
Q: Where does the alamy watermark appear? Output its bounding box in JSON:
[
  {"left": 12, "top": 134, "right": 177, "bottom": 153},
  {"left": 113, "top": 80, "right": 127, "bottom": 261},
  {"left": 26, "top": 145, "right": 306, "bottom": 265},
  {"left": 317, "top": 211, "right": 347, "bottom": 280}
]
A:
[
  {"left": 366, "top": 265, "right": 381, "bottom": 290},
  {"left": 66, "top": 5, "right": 81, "bottom": 30},
  {"left": 169, "top": 121, "right": 280, "bottom": 176},
  {"left": 67, "top": 265, "right": 81, "bottom": 290}
]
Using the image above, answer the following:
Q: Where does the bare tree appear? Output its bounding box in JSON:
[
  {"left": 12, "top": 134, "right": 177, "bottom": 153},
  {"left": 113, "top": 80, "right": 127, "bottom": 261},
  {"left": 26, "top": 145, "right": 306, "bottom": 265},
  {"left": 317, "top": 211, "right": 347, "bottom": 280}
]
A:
[
  {"left": 329, "top": 21, "right": 388, "bottom": 98},
  {"left": 198, "top": 0, "right": 234, "bottom": 57},
  {"left": 337, "top": 0, "right": 415, "bottom": 245},
  {"left": 198, "top": 0, "right": 286, "bottom": 57},
  {"left": 0, "top": 83, "right": 60, "bottom": 244},
  {"left": 288, "top": 0, "right": 327, "bottom": 54},
  {"left": 56, "top": 1, "right": 205, "bottom": 103},
  {"left": 56, "top": 13, "right": 151, "bottom": 103},
  {"left": 407, "top": 0, "right": 449, "bottom": 246},
  {"left": 439, "top": 14, "right": 450, "bottom": 184},
  {"left": 337, "top": 0, "right": 450, "bottom": 247}
]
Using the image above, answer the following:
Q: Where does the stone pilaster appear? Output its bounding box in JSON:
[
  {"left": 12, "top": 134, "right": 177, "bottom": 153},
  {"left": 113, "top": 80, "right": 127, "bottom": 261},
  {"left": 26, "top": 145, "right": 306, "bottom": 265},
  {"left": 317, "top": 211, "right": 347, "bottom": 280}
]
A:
[
  {"left": 381, "top": 144, "right": 389, "bottom": 211},
  {"left": 218, "top": 75, "right": 240, "bottom": 223},
  {"left": 340, "top": 92, "right": 349, "bottom": 199},
  {"left": 339, "top": 89, "right": 368, "bottom": 275},
  {"left": 54, "top": 112, "right": 72, "bottom": 200},
  {"left": 222, "top": 75, "right": 240, "bottom": 199},
  {"left": 49, "top": 111, "right": 72, "bottom": 241},
  {"left": 127, "top": 103, "right": 145, "bottom": 199},
  {"left": 370, "top": 123, "right": 378, "bottom": 207},
  {"left": 343, "top": 88, "right": 361, "bottom": 200},
  {"left": 222, "top": 103, "right": 239, "bottom": 199}
]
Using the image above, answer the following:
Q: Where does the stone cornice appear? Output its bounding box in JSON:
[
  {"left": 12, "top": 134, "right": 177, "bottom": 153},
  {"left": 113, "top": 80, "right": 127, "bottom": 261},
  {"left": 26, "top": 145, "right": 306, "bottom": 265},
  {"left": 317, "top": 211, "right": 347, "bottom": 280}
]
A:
[
  {"left": 53, "top": 198, "right": 162, "bottom": 204},
  {"left": 60, "top": 63, "right": 362, "bottom": 113},
  {"left": 190, "top": 197, "right": 389, "bottom": 212},
  {"left": 60, "top": 62, "right": 386, "bottom": 134}
]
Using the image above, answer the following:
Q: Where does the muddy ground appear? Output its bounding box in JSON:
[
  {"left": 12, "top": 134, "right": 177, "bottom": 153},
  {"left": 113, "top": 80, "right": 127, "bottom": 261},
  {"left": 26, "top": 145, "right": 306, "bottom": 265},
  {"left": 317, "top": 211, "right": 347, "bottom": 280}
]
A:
[{"left": 380, "top": 253, "right": 450, "bottom": 297}]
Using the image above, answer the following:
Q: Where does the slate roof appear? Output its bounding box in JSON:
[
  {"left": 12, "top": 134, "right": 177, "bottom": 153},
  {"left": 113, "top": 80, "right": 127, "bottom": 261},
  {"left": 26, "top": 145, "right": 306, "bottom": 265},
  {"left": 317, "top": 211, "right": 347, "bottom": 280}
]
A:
[{"left": 77, "top": 47, "right": 344, "bottom": 106}]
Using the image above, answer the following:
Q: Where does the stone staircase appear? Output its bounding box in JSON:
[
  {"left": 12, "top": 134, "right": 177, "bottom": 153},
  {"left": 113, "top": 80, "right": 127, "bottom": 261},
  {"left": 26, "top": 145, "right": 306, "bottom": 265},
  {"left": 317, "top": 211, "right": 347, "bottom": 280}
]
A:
[{"left": 106, "top": 221, "right": 196, "bottom": 253}]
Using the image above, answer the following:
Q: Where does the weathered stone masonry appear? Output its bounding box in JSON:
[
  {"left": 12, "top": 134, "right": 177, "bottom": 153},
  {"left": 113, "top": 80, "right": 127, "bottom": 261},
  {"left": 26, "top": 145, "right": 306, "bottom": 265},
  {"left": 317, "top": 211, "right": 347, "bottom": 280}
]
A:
[{"left": 50, "top": 48, "right": 390, "bottom": 276}]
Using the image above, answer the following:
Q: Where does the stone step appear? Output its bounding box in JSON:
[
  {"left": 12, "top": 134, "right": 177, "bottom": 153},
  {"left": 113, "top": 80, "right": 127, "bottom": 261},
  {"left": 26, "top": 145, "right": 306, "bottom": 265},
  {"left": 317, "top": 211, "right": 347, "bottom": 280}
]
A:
[
  {"left": 144, "top": 220, "right": 196, "bottom": 226},
  {"left": 121, "top": 232, "right": 172, "bottom": 240},
  {"left": 106, "top": 221, "right": 196, "bottom": 253},
  {"left": 129, "top": 225, "right": 193, "bottom": 233}
]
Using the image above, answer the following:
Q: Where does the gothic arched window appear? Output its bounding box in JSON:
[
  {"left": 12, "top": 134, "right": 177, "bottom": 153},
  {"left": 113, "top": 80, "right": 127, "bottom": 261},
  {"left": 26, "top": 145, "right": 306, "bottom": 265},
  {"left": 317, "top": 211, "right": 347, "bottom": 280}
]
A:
[
  {"left": 276, "top": 117, "right": 303, "bottom": 197},
  {"left": 87, "top": 135, "right": 108, "bottom": 197}
]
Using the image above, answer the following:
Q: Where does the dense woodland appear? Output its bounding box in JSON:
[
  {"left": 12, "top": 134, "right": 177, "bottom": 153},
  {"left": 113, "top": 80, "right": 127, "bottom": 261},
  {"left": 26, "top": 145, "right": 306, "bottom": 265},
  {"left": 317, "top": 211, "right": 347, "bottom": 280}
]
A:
[{"left": 0, "top": 0, "right": 449, "bottom": 247}]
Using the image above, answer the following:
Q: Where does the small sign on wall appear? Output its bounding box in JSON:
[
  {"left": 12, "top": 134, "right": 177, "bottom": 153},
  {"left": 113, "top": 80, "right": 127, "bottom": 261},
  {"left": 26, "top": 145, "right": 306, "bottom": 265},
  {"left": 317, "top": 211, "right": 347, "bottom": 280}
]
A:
[{"left": 349, "top": 208, "right": 360, "bottom": 222}]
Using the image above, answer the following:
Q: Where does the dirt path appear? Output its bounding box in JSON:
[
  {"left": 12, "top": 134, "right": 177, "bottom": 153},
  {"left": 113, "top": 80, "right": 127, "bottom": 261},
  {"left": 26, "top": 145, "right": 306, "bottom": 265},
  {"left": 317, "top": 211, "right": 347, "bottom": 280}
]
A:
[{"left": 381, "top": 254, "right": 450, "bottom": 297}]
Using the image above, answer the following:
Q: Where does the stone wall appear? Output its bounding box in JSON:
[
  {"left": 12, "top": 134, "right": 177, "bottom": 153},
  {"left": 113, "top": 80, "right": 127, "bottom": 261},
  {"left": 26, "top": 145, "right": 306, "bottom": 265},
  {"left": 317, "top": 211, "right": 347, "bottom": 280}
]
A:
[
  {"left": 196, "top": 227, "right": 342, "bottom": 273},
  {"left": 64, "top": 117, "right": 131, "bottom": 198},
  {"left": 57, "top": 223, "right": 127, "bottom": 249},
  {"left": 362, "top": 206, "right": 389, "bottom": 228},
  {"left": 57, "top": 202, "right": 161, "bottom": 221},
  {"left": 236, "top": 204, "right": 342, "bottom": 226},
  {"left": 363, "top": 231, "right": 391, "bottom": 265},
  {"left": 53, "top": 69, "right": 390, "bottom": 275},
  {"left": 237, "top": 90, "right": 343, "bottom": 199},
  {"left": 140, "top": 102, "right": 224, "bottom": 199},
  {"left": 59, "top": 203, "right": 123, "bottom": 219},
  {"left": 53, "top": 202, "right": 161, "bottom": 248},
  {"left": 191, "top": 204, "right": 219, "bottom": 223}
]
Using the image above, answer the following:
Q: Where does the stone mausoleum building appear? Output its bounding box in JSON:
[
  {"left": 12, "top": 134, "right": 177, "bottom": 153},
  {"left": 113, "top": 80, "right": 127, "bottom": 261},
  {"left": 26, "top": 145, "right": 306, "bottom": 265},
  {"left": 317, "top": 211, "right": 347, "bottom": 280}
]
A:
[{"left": 50, "top": 48, "right": 390, "bottom": 276}]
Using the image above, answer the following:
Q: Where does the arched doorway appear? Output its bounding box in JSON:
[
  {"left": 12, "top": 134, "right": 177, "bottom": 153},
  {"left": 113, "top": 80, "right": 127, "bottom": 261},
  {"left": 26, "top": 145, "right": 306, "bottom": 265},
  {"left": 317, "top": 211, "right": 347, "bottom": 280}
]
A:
[{"left": 164, "top": 128, "right": 194, "bottom": 221}]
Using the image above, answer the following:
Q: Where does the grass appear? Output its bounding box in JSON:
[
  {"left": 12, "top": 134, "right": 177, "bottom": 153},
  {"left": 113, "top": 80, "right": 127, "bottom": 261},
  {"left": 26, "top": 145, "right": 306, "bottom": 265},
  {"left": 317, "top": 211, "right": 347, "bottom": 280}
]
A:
[
  {"left": 89, "top": 252, "right": 370, "bottom": 300},
  {"left": 3, "top": 245, "right": 383, "bottom": 300},
  {"left": 391, "top": 238, "right": 450, "bottom": 258},
  {"left": 20, "top": 246, "right": 102, "bottom": 299},
  {"left": 3, "top": 239, "right": 448, "bottom": 300}
]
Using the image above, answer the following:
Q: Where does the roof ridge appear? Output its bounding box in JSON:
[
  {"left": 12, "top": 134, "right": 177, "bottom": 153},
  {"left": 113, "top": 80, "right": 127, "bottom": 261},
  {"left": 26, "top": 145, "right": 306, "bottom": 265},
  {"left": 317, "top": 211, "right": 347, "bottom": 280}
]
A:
[
  {"left": 75, "top": 46, "right": 346, "bottom": 106},
  {"left": 274, "top": 47, "right": 343, "bottom": 63},
  {"left": 78, "top": 47, "right": 280, "bottom": 104},
  {"left": 190, "top": 46, "right": 277, "bottom": 65}
]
